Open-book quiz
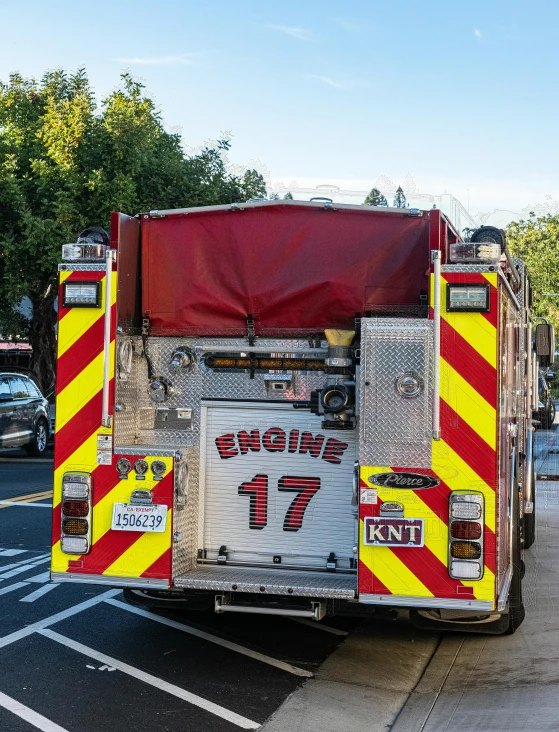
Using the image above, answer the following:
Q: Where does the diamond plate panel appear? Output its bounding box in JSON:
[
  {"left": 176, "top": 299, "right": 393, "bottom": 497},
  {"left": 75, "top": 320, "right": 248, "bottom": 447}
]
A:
[
  {"left": 359, "top": 318, "right": 433, "bottom": 468},
  {"left": 174, "top": 566, "right": 356, "bottom": 599}
]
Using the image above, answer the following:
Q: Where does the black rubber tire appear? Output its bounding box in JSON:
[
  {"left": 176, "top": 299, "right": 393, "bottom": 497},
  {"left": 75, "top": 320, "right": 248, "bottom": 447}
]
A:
[
  {"left": 543, "top": 402, "right": 556, "bottom": 429},
  {"left": 24, "top": 418, "right": 49, "bottom": 457}
]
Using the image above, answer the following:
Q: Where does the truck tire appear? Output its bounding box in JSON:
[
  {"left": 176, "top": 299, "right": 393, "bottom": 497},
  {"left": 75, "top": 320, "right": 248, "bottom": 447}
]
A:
[
  {"left": 543, "top": 402, "right": 556, "bottom": 429},
  {"left": 24, "top": 418, "right": 48, "bottom": 457}
]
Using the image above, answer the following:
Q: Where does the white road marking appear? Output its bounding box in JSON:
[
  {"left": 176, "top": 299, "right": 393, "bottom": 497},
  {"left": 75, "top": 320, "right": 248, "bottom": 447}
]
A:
[
  {"left": 0, "top": 690, "right": 69, "bottom": 732},
  {"left": 106, "top": 599, "right": 313, "bottom": 677},
  {"left": 0, "top": 549, "right": 27, "bottom": 557},
  {"left": 0, "top": 558, "right": 51, "bottom": 580},
  {"left": 25, "top": 571, "right": 51, "bottom": 583},
  {"left": 20, "top": 584, "right": 60, "bottom": 603},
  {"left": 0, "top": 555, "right": 49, "bottom": 574},
  {"left": 0, "top": 588, "right": 121, "bottom": 649},
  {"left": 290, "top": 618, "right": 349, "bottom": 636},
  {"left": 38, "top": 629, "right": 261, "bottom": 730},
  {"left": 0, "top": 501, "right": 52, "bottom": 508},
  {"left": 0, "top": 582, "right": 27, "bottom": 596}
]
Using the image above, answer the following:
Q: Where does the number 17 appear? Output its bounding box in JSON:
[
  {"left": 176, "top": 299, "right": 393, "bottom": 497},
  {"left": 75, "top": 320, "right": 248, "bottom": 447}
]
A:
[{"left": 238, "top": 474, "right": 321, "bottom": 531}]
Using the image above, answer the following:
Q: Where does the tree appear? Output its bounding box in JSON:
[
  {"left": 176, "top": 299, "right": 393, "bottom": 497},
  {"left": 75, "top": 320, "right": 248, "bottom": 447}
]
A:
[
  {"left": 241, "top": 169, "right": 267, "bottom": 200},
  {"left": 0, "top": 68, "right": 266, "bottom": 391},
  {"left": 268, "top": 192, "right": 280, "bottom": 200},
  {"left": 364, "top": 187, "right": 387, "bottom": 206},
  {"left": 507, "top": 213, "right": 559, "bottom": 330},
  {"left": 393, "top": 186, "right": 407, "bottom": 208},
  {"left": 283, "top": 192, "right": 294, "bottom": 200}
]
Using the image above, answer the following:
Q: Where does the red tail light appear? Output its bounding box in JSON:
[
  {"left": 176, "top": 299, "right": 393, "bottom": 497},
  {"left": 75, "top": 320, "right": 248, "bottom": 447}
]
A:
[
  {"left": 62, "top": 500, "right": 88, "bottom": 517},
  {"left": 450, "top": 521, "right": 482, "bottom": 540}
]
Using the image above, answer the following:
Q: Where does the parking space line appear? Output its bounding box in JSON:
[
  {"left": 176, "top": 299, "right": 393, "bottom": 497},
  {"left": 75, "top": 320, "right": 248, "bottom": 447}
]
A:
[
  {"left": 0, "top": 582, "right": 27, "bottom": 597},
  {"left": 0, "top": 690, "right": 69, "bottom": 732},
  {"left": 25, "top": 571, "right": 51, "bottom": 583},
  {"left": 0, "top": 501, "right": 53, "bottom": 508},
  {"left": 0, "top": 549, "right": 27, "bottom": 557},
  {"left": 38, "top": 629, "right": 261, "bottom": 729},
  {"left": 20, "top": 584, "right": 60, "bottom": 603},
  {"left": 0, "top": 555, "right": 49, "bottom": 574},
  {"left": 0, "top": 558, "right": 51, "bottom": 580},
  {"left": 290, "top": 618, "right": 349, "bottom": 636},
  {"left": 0, "top": 588, "right": 120, "bottom": 650},
  {"left": 105, "top": 598, "right": 313, "bottom": 678}
]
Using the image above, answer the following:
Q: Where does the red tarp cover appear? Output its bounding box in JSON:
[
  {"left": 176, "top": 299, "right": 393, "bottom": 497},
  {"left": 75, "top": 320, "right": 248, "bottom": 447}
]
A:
[{"left": 141, "top": 205, "right": 431, "bottom": 335}]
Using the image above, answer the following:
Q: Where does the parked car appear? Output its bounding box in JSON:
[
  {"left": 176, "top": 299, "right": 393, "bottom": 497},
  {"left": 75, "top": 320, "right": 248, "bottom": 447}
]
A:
[
  {"left": 535, "top": 371, "right": 556, "bottom": 429},
  {"left": 0, "top": 372, "right": 50, "bottom": 455}
]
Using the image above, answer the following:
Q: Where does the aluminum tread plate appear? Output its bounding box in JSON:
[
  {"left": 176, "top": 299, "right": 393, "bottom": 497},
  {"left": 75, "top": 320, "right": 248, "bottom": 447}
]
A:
[{"left": 174, "top": 566, "right": 356, "bottom": 599}]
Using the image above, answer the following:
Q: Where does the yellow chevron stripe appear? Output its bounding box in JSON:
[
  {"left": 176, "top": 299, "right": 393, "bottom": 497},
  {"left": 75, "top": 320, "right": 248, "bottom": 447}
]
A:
[
  {"left": 55, "top": 343, "right": 114, "bottom": 431},
  {"left": 52, "top": 431, "right": 101, "bottom": 507},
  {"left": 440, "top": 357, "right": 496, "bottom": 449},
  {"left": 433, "top": 440, "right": 496, "bottom": 532},
  {"left": 430, "top": 274, "right": 497, "bottom": 367},
  {"left": 103, "top": 509, "right": 173, "bottom": 577},
  {"left": 360, "top": 522, "right": 434, "bottom": 598}
]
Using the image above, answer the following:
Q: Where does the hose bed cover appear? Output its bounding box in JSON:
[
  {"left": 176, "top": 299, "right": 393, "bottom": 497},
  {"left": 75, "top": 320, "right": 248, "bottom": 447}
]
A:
[{"left": 141, "top": 204, "right": 430, "bottom": 335}]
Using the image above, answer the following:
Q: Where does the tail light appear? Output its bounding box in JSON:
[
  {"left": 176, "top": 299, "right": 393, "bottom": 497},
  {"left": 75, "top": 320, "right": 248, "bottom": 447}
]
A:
[
  {"left": 61, "top": 473, "right": 92, "bottom": 554},
  {"left": 448, "top": 493, "right": 484, "bottom": 580}
]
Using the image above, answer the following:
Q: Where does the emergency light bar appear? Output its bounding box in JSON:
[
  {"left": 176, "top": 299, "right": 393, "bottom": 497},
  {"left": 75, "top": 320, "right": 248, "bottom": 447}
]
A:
[
  {"left": 62, "top": 242, "right": 108, "bottom": 262},
  {"left": 446, "top": 284, "right": 490, "bottom": 313}
]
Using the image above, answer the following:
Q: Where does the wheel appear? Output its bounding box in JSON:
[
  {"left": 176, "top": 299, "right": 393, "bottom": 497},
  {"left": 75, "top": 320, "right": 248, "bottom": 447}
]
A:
[{"left": 24, "top": 418, "right": 48, "bottom": 456}]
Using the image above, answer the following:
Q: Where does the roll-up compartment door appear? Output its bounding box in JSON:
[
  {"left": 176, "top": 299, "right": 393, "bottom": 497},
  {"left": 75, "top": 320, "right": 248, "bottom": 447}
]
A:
[{"left": 202, "top": 403, "right": 357, "bottom": 570}]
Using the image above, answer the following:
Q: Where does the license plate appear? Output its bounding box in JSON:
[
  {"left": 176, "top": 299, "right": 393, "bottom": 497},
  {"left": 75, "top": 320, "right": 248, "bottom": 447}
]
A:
[
  {"left": 111, "top": 503, "right": 168, "bottom": 532},
  {"left": 363, "top": 517, "right": 424, "bottom": 547}
]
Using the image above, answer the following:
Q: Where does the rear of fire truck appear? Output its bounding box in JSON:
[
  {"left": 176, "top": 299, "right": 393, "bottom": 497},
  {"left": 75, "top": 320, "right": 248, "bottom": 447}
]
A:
[{"left": 51, "top": 200, "right": 551, "bottom": 635}]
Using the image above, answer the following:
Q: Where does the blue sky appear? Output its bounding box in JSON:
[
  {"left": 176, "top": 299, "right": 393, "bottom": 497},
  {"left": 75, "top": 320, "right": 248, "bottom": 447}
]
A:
[{"left": 1, "top": 0, "right": 558, "bottom": 223}]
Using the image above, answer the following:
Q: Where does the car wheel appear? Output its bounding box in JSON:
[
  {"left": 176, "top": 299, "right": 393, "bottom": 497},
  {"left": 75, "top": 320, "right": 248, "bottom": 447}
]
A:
[{"left": 24, "top": 418, "right": 49, "bottom": 456}]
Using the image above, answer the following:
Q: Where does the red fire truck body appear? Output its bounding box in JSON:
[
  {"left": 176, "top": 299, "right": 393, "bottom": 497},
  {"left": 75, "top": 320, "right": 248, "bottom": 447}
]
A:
[{"left": 51, "top": 200, "right": 548, "bottom": 634}]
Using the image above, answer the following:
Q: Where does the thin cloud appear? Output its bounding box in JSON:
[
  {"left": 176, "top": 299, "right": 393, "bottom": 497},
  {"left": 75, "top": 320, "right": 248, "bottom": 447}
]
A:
[
  {"left": 267, "top": 24, "right": 312, "bottom": 41},
  {"left": 474, "top": 27, "right": 482, "bottom": 39},
  {"left": 115, "top": 54, "right": 199, "bottom": 65},
  {"left": 307, "top": 74, "right": 347, "bottom": 89}
]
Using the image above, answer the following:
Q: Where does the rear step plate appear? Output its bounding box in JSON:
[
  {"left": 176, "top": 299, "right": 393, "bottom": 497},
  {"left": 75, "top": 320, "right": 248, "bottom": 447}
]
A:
[{"left": 174, "top": 566, "right": 356, "bottom": 600}]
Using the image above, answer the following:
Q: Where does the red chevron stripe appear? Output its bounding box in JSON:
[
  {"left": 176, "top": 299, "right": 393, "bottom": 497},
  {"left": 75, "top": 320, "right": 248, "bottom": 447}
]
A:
[
  {"left": 439, "top": 316, "right": 497, "bottom": 409},
  {"left": 439, "top": 400, "right": 497, "bottom": 484},
  {"left": 73, "top": 529, "right": 144, "bottom": 574},
  {"left": 54, "top": 388, "right": 103, "bottom": 469},
  {"left": 51, "top": 503, "right": 62, "bottom": 547},
  {"left": 141, "top": 548, "right": 172, "bottom": 579},
  {"left": 58, "top": 271, "right": 105, "bottom": 322},
  {"left": 484, "top": 526, "right": 496, "bottom": 574},
  {"left": 390, "top": 544, "right": 476, "bottom": 599},
  {"left": 56, "top": 304, "right": 115, "bottom": 393}
]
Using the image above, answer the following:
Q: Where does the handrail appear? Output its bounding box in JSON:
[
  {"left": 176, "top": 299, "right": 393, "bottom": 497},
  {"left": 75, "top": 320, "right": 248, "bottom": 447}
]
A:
[
  {"left": 432, "top": 250, "right": 441, "bottom": 440},
  {"left": 101, "top": 249, "right": 116, "bottom": 428}
]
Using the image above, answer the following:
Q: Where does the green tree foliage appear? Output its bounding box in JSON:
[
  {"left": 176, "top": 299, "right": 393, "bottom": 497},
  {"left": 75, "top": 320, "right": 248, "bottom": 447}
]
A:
[
  {"left": 0, "top": 68, "right": 266, "bottom": 391},
  {"left": 507, "top": 213, "right": 559, "bottom": 329},
  {"left": 268, "top": 192, "right": 280, "bottom": 200},
  {"left": 393, "top": 186, "right": 407, "bottom": 208},
  {"left": 364, "top": 187, "right": 387, "bottom": 206},
  {"left": 283, "top": 192, "right": 294, "bottom": 200}
]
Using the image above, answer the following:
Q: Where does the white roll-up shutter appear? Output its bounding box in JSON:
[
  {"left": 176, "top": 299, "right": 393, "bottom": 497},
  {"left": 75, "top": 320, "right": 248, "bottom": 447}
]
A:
[{"left": 201, "top": 402, "right": 357, "bottom": 570}]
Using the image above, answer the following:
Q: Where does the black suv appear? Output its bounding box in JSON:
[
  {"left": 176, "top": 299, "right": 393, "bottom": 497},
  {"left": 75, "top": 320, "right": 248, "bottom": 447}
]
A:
[{"left": 0, "top": 373, "right": 50, "bottom": 455}]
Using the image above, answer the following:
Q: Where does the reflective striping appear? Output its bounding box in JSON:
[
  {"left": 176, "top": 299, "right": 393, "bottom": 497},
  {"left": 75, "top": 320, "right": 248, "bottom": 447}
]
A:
[
  {"left": 439, "top": 399, "right": 497, "bottom": 482},
  {"left": 359, "top": 536, "right": 434, "bottom": 598},
  {"left": 39, "top": 629, "right": 261, "bottom": 729},
  {"left": 52, "top": 431, "right": 99, "bottom": 502},
  {"left": 440, "top": 357, "right": 496, "bottom": 450},
  {"left": 57, "top": 270, "right": 107, "bottom": 335},
  {"left": 103, "top": 509, "right": 173, "bottom": 578},
  {"left": 55, "top": 345, "right": 114, "bottom": 430},
  {"left": 0, "top": 690, "right": 70, "bottom": 732}
]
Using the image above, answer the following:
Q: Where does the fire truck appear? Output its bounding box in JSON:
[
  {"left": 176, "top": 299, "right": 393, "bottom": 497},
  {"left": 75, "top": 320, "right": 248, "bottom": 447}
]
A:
[{"left": 51, "top": 200, "right": 553, "bottom": 635}]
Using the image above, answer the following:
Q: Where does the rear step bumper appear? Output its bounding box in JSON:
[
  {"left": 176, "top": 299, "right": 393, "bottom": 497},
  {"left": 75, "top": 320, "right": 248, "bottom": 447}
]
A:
[{"left": 174, "top": 566, "right": 356, "bottom": 600}]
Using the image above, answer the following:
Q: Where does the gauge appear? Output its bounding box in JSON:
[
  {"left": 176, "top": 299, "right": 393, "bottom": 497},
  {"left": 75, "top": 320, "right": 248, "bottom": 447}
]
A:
[
  {"left": 133, "top": 459, "right": 149, "bottom": 475},
  {"left": 116, "top": 458, "right": 131, "bottom": 475},
  {"left": 151, "top": 460, "right": 166, "bottom": 477}
]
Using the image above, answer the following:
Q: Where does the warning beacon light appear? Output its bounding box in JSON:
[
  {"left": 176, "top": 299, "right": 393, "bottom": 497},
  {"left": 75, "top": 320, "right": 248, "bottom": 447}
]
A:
[{"left": 62, "top": 226, "right": 110, "bottom": 262}]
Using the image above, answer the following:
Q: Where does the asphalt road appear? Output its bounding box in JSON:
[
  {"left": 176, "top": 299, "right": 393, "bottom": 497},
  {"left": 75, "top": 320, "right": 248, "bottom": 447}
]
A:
[{"left": 1, "top": 430, "right": 559, "bottom": 732}]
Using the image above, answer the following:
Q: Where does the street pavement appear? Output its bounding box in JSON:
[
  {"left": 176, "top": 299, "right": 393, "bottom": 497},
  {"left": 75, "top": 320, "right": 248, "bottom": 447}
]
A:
[{"left": 0, "top": 428, "right": 558, "bottom": 732}]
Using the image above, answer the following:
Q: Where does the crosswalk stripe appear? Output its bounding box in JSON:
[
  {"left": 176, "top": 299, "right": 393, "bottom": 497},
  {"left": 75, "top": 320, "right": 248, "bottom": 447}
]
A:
[
  {"left": 0, "top": 557, "right": 51, "bottom": 580},
  {"left": 0, "top": 582, "right": 27, "bottom": 596},
  {"left": 0, "top": 690, "right": 69, "bottom": 732}
]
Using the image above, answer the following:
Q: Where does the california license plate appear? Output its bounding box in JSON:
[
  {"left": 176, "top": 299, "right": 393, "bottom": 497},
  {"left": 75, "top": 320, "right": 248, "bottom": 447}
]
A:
[
  {"left": 363, "top": 517, "right": 424, "bottom": 547},
  {"left": 111, "top": 503, "right": 168, "bottom": 532}
]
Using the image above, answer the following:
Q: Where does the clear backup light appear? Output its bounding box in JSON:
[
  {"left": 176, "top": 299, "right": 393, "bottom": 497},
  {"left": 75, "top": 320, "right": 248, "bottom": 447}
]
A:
[
  {"left": 62, "top": 475, "right": 90, "bottom": 500},
  {"left": 450, "top": 494, "right": 482, "bottom": 520},
  {"left": 450, "top": 560, "right": 482, "bottom": 580},
  {"left": 61, "top": 536, "right": 89, "bottom": 554}
]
